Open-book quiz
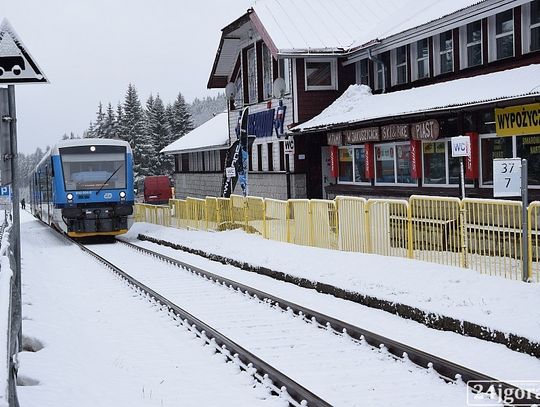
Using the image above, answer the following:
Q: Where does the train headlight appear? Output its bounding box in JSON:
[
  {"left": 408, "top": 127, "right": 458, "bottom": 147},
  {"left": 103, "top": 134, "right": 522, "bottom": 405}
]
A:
[
  {"left": 66, "top": 193, "right": 74, "bottom": 201},
  {"left": 119, "top": 191, "right": 126, "bottom": 199}
]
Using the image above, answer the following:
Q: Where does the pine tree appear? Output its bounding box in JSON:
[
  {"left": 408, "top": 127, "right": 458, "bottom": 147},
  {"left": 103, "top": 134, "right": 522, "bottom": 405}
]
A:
[
  {"left": 122, "top": 83, "right": 156, "bottom": 182},
  {"left": 93, "top": 102, "right": 106, "bottom": 138},
  {"left": 168, "top": 92, "right": 194, "bottom": 141},
  {"left": 146, "top": 94, "right": 172, "bottom": 175},
  {"left": 115, "top": 102, "right": 124, "bottom": 140},
  {"left": 84, "top": 122, "right": 95, "bottom": 138},
  {"left": 102, "top": 102, "right": 116, "bottom": 139}
]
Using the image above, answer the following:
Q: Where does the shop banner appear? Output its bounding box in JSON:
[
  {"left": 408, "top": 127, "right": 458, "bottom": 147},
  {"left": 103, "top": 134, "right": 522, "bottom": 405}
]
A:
[
  {"left": 327, "top": 131, "right": 343, "bottom": 146},
  {"left": 465, "top": 132, "right": 479, "bottom": 179},
  {"left": 364, "top": 142, "right": 374, "bottom": 179},
  {"left": 495, "top": 103, "right": 540, "bottom": 137},
  {"left": 329, "top": 146, "right": 338, "bottom": 177},
  {"left": 410, "top": 140, "right": 421, "bottom": 179}
]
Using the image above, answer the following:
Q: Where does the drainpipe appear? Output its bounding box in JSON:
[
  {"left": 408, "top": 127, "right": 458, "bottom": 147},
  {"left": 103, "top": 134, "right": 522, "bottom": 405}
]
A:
[{"left": 367, "top": 48, "right": 386, "bottom": 94}]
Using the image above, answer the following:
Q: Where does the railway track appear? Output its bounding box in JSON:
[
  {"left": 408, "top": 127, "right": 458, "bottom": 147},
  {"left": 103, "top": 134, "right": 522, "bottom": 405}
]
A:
[{"left": 62, "top": 231, "right": 540, "bottom": 406}]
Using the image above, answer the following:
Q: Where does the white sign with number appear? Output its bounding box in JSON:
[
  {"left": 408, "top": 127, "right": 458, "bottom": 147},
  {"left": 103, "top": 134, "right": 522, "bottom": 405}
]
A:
[
  {"left": 225, "top": 166, "right": 236, "bottom": 178},
  {"left": 493, "top": 158, "right": 522, "bottom": 197}
]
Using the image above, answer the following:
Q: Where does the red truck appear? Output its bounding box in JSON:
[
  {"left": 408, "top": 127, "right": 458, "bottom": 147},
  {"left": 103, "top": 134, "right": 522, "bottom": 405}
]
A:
[{"left": 143, "top": 176, "right": 173, "bottom": 205}]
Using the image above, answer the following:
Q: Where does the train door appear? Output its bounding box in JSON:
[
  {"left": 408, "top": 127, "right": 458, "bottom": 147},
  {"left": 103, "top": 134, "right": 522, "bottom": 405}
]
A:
[{"left": 46, "top": 164, "right": 51, "bottom": 223}]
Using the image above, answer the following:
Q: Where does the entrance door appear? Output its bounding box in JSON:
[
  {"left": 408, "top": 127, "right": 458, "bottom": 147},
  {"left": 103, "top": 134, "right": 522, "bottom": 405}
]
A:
[{"left": 321, "top": 146, "right": 336, "bottom": 199}]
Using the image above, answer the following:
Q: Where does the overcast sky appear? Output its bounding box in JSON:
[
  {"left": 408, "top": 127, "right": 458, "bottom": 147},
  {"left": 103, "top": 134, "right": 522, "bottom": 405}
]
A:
[{"left": 1, "top": 0, "right": 254, "bottom": 154}]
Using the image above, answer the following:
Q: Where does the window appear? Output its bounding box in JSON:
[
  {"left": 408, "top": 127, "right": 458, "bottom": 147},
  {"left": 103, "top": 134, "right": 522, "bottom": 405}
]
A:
[
  {"left": 267, "top": 142, "right": 274, "bottom": 171},
  {"left": 234, "top": 72, "right": 243, "bottom": 109},
  {"left": 338, "top": 146, "right": 369, "bottom": 184},
  {"left": 257, "top": 144, "right": 262, "bottom": 171},
  {"left": 411, "top": 38, "right": 429, "bottom": 80},
  {"left": 338, "top": 147, "right": 353, "bottom": 182},
  {"left": 374, "top": 142, "right": 416, "bottom": 185},
  {"left": 279, "top": 142, "right": 285, "bottom": 171},
  {"left": 247, "top": 47, "right": 257, "bottom": 103},
  {"left": 305, "top": 59, "right": 337, "bottom": 90},
  {"left": 356, "top": 59, "right": 369, "bottom": 86},
  {"left": 489, "top": 10, "right": 514, "bottom": 61},
  {"left": 480, "top": 135, "right": 513, "bottom": 186},
  {"left": 422, "top": 140, "right": 461, "bottom": 185},
  {"left": 203, "top": 150, "right": 221, "bottom": 172},
  {"left": 374, "top": 59, "right": 385, "bottom": 90},
  {"left": 522, "top": 1, "right": 540, "bottom": 53},
  {"left": 59, "top": 145, "right": 127, "bottom": 191},
  {"left": 262, "top": 43, "right": 273, "bottom": 100},
  {"left": 460, "top": 20, "right": 483, "bottom": 68},
  {"left": 434, "top": 30, "right": 453, "bottom": 74},
  {"left": 392, "top": 46, "right": 408, "bottom": 85},
  {"left": 278, "top": 58, "right": 292, "bottom": 95},
  {"left": 480, "top": 132, "right": 540, "bottom": 187},
  {"left": 517, "top": 135, "right": 540, "bottom": 185}
]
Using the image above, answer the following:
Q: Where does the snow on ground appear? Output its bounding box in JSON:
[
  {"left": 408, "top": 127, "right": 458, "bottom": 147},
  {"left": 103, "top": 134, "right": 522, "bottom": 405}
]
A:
[
  {"left": 124, "top": 222, "right": 540, "bottom": 344},
  {"left": 13, "top": 211, "right": 540, "bottom": 406},
  {"left": 122, "top": 223, "right": 540, "bottom": 388},
  {"left": 17, "top": 211, "right": 287, "bottom": 407}
]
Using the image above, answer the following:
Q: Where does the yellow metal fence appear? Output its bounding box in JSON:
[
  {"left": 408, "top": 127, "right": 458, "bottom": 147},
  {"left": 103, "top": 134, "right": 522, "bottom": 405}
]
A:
[{"left": 136, "top": 195, "right": 540, "bottom": 282}]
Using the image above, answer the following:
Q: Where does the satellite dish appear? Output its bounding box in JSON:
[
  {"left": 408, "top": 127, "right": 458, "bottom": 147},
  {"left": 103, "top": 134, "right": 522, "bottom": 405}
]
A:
[
  {"left": 273, "top": 77, "right": 286, "bottom": 99},
  {"left": 225, "top": 82, "right": 237, "bottom": 100}
]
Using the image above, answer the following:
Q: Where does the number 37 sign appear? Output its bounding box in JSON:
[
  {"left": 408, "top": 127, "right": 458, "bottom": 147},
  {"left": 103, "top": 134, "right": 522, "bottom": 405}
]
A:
[{"left": 493, "top": 158, "right": 522, "bottom": 197}]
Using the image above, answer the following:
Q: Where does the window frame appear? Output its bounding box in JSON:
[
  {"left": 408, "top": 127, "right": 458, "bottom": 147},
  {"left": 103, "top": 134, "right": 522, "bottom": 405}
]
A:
[
  {"left": 488, "top": 9, "right": 515, "bottom": 62},
  {"left": 374, "top": 141, "right": 419, "bottom": 186},
  {"left": 522, "top": 1, "right": 540, "bottom": 53},
  {"left": 355, "top": 58, "right": 370, "bottom": 86},
  {"left": 278, "top": 58, "right": 293, "bottom": 95},
  {"left": 246, "top": 46, "right": 258, "bottom": 104},
  {"left": 433, "top": 30, "right": 454, "bottom": 75},
  {"left": 459, "top": 20, "right": 483, "bottom": 69},
  {"left": 337, "top": 146, "right": 371, "bottom": 185},
  {"left": 410, "top": 38, "right": 430, "bottom": 81},
  {"left": 304, "top": 58, "right": 338, "bottom": 91},
  {"left": 391, "top": 45, "right": 408, "bottom": 86},
  {"left": 262, "top": 43, "right": 273, "bottom": 101}
]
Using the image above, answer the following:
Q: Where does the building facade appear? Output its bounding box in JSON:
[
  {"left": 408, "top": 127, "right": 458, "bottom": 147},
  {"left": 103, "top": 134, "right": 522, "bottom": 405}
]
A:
[{"left": 166, "top": 0, "right": 540, "bottom": 201}]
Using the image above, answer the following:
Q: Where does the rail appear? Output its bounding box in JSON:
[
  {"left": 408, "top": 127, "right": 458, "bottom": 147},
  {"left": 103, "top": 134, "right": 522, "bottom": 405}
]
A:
[
  {"left": 66, "top": 235, "right": 331, "bottom": 407},
  {"left": 117, "top": 238, "right": 540, "bottom": 406}
]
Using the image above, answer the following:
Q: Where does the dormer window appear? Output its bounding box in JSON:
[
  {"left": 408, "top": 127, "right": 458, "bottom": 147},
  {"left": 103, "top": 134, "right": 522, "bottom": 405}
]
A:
[{"left": 304, "top": 59, "right": 337, "bottom": 90}]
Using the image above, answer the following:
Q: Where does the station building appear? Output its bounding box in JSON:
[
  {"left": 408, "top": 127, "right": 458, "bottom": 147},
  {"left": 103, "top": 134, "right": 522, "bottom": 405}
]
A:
[{"left": 164, "top": 0, "right": 540, "bottom": 201}]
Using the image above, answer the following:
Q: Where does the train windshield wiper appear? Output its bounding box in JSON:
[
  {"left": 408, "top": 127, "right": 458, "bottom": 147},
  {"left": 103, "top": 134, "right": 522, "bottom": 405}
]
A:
[{"left": 96, "top": 164, "right": 123, "bottom": 195}]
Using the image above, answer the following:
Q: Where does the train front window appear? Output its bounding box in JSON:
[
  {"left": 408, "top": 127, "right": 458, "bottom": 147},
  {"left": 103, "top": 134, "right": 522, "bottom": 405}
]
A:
[{"left": 60, "top": 145, "right": 127, "bottom": 191}]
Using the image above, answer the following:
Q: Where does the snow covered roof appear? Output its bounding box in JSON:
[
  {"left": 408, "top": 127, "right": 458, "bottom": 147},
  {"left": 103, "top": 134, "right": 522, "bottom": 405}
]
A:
[
  {"left": 161, "top": 112, "right": 229, "bottom": 154},
  {"left": 209, "top": 0, "right": 488, "bottom": 87},
  {"left": 253, "top": 0, "right": 484, "bottom": 54},
  {"left": 293, "top": 64, "right": 540, "bottom": 132}
]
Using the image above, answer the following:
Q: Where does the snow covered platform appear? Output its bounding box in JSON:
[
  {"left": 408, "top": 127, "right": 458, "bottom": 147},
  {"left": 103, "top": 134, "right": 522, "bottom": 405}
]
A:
[{"left": 127, "top": 222, "right": 540, "bottom": 356}]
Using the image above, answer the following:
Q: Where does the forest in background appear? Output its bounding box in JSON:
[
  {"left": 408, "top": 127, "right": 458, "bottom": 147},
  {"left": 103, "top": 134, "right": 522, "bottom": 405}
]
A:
[{"left": 18, "top": 85, "right": 226, "bottom": 186}]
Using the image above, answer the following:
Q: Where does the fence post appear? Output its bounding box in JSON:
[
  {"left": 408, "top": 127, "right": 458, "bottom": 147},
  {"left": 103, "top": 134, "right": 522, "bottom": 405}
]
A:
[
  {"left": 407, "top": 202, "right": 414, "bottom": 259},
  {"left": 459, "top": 200, "right": 468, "bottom": 268},
  {"left": 522, "top": 159, "right": 529, "bottom": 282}
]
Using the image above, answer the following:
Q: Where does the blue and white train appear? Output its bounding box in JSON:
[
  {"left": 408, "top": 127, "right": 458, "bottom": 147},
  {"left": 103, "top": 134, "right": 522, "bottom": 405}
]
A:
[{"left": 29, "top": 138, "right": 135, "bottom": 238}]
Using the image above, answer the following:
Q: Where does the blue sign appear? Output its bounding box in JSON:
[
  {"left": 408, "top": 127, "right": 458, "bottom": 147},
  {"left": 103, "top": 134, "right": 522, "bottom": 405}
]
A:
[{"left": 0, "top": 185, "right": 11, "bottom": 197}]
